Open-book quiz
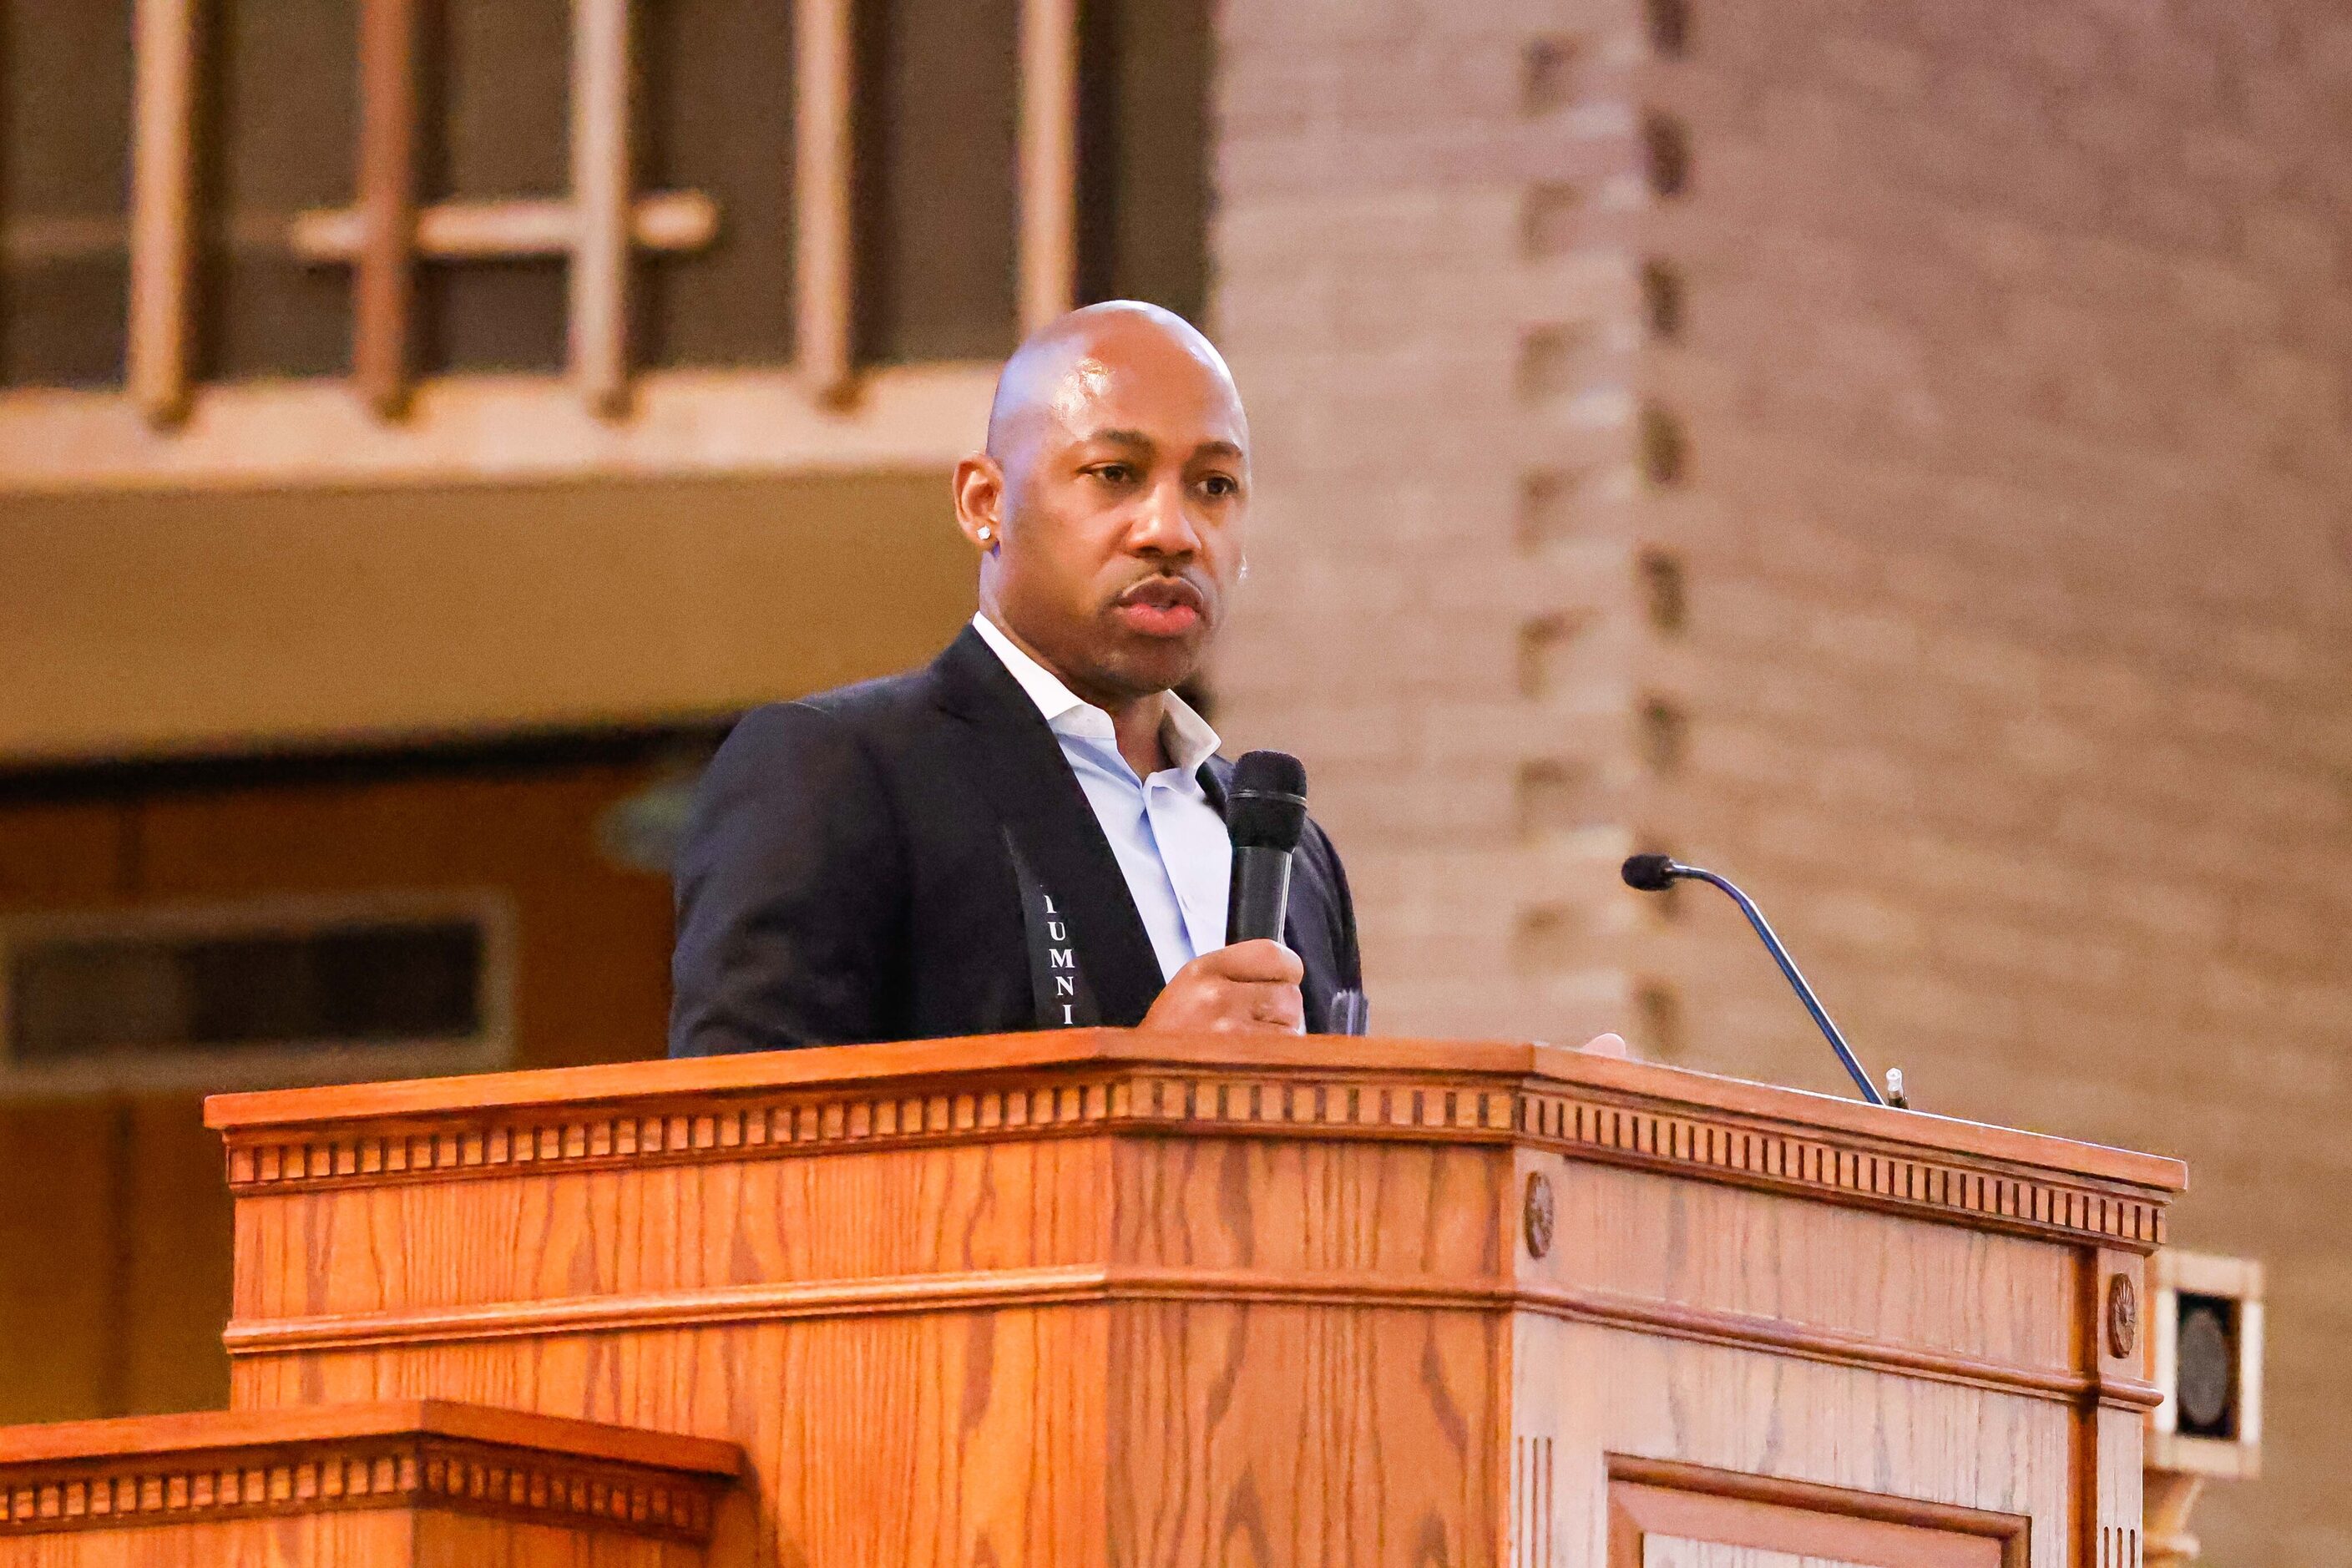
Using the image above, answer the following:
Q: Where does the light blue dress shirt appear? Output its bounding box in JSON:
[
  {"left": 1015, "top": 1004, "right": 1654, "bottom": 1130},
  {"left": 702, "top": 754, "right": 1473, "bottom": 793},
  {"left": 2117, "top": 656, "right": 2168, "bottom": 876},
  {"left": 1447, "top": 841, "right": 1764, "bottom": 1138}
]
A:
[{"left": 971, "top": 613, "right": 1232, "bottom": 982}]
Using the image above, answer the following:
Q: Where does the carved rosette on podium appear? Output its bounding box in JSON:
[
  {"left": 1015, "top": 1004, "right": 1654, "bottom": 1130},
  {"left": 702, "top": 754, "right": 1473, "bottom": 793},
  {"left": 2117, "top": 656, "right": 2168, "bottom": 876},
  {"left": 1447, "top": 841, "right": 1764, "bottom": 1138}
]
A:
[{"left": 2, "top": 1031, "right": 2183, "bottom": 1565}]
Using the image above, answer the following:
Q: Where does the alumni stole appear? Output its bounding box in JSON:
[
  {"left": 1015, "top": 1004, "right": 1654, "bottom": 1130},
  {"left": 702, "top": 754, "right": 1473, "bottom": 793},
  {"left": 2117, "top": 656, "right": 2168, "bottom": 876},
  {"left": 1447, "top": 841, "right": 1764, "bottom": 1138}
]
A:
[{"left": 1003, "top": 828, "right": 1103, "bottom": 1029}]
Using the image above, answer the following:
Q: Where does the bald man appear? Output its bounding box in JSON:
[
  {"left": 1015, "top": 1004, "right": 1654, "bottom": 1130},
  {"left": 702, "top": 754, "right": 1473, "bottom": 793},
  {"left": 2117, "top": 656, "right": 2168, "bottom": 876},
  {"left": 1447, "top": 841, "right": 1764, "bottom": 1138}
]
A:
[{"left": 668, "top": 303, "right": 1365, "bottom": 1054}]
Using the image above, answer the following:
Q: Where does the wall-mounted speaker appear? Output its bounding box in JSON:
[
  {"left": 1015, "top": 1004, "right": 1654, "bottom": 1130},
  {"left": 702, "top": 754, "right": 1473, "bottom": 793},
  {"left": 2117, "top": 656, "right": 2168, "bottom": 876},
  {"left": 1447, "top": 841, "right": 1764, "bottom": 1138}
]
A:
[{"left": 2149, "top": 1249, "right": 2263, "bottom": 1479}]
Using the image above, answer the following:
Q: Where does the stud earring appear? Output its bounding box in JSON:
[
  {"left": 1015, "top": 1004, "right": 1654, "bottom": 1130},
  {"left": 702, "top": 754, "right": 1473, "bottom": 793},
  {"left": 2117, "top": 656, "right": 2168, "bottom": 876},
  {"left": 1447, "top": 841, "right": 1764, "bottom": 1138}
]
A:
[{"left": 976, "top": 525, "right": 993, "bottom": 542}]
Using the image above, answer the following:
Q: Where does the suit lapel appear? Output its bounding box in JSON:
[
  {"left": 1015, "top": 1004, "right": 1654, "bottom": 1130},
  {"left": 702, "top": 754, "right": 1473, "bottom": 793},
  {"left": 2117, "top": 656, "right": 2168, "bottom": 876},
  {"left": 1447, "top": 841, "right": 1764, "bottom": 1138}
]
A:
[{"left": 933, "top": 626, "right": 1166, "bottom": 1028}]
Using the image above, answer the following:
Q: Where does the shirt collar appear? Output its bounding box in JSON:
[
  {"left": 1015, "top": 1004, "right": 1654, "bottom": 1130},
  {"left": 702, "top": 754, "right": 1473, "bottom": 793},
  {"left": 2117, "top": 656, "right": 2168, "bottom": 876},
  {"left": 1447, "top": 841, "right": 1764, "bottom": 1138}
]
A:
[{"left": 970, "top": 613, "right": 1222, "bottom": 777}]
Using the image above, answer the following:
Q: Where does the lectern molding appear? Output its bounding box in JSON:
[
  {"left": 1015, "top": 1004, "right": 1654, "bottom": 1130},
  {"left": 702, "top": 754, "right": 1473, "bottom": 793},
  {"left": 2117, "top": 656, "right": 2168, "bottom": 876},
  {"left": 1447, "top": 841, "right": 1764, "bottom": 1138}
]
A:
[
  {"left": 209, "top": 1031, "right": 2176, "bottom": 1252},
  {"left": 220, "top": 1262, "right": 2157, "bottom": 1411}
]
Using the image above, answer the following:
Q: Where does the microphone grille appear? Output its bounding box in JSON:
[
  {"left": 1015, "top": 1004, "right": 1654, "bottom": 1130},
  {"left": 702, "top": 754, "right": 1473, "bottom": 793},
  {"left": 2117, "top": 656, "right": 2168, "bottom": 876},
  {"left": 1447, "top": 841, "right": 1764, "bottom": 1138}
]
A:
[
  {"left": 1227, "top": 750, "right": 1308, "bottom": 851},
  {"left": 1621, "top": 853, "right": 1678, "bottom": 892}
]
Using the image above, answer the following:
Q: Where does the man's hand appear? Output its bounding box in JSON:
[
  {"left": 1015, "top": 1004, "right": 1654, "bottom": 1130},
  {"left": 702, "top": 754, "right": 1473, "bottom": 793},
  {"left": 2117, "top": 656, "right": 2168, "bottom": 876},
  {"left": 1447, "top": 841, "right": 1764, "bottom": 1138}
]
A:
[{"left": 1140, "top": 940, "right": 1305, "bottom": 1034}]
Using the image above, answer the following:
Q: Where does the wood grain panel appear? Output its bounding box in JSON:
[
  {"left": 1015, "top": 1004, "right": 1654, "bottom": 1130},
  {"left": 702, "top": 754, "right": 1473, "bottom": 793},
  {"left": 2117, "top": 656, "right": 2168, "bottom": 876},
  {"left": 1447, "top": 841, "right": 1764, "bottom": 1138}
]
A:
[
  {"left": 225, "top": 1318, "right": 1108, "bottom": 1568},
  {"left": 0, "top": 1510, "right": 416, "bottom": 1568},
  {"left": 1113, "top": 1126, "right": 1505, "bottom": 1277},
  {"left": 227, "top": 1135, "right": 1117, "bottom": 1324},
  {"left": 225, "top": 1307, "right": 1506, "bottom": 1568},
  {"left": 1109, "top": 1302, "right": 1500, "bottom": 1566},
  {"left": 1534, "top": 1158, "right": 2076, "bottom": 1389},
  {"left": 414, "top": 1512, "right": 708, "bottom": 1566}
]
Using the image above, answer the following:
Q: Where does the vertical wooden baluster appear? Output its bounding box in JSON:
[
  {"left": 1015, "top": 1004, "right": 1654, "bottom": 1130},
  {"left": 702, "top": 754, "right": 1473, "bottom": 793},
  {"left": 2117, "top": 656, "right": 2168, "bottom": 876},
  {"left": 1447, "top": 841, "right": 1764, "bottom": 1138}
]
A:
[
  {"left": 353, "top": 0, "right": 418, "bottom": 417},
  {"left": 1018, "top": 0, "right": 1077, "bottom": 333},
  {"left": 127, "top": 0, "right": 200, "bottom": 426},
  {"left": 571, "top": 0, "right": 632, "bottom": 417},
  {"left": 793, "top": 0, "right": 854, "bottom": 402}
]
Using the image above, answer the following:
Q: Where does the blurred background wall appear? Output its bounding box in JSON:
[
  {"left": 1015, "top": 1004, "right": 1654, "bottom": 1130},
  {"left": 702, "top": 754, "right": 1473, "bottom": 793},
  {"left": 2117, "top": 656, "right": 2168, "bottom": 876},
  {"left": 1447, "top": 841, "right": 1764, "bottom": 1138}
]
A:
[{"left": 1, "top": 0, "right": 2345, "bottom": 1560}]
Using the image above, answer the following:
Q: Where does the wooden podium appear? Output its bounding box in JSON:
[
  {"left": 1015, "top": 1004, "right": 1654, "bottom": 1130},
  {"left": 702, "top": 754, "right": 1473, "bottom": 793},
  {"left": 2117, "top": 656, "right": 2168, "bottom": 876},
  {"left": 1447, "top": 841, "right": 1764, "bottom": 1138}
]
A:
[{"left": 7, "top": 1031, "right": 2183, "bottom": 1565}]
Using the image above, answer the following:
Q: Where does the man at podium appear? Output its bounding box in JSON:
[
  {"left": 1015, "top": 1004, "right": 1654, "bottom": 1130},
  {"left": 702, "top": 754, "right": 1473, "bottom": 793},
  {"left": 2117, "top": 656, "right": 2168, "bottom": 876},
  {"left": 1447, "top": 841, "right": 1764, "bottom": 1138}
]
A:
[{"left": 669, "top": 302, "right": 1365, "bottom": 1055}]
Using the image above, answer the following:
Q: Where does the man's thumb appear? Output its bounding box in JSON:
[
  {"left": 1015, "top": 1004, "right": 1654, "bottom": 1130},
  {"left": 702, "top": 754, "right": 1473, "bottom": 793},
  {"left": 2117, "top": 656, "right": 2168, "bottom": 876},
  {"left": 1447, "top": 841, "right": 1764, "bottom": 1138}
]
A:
[{"left": 1216, "top": 938, "right": 1303, "bottom": 983}]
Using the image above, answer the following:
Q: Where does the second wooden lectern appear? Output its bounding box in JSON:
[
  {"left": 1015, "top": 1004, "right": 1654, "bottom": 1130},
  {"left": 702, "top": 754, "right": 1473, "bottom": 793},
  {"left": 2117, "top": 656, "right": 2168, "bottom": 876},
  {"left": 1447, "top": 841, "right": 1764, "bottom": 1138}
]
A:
[{"left": 191, "top": 1031, "right": 2180, "bottom": 1566}]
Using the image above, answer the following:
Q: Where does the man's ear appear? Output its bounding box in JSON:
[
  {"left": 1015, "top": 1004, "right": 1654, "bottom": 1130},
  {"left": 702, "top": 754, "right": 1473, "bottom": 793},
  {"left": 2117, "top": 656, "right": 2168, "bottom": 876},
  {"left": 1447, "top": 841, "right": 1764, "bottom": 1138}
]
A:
[{"left": 952, "top": 454, "right": 1006, "bottom": 554}]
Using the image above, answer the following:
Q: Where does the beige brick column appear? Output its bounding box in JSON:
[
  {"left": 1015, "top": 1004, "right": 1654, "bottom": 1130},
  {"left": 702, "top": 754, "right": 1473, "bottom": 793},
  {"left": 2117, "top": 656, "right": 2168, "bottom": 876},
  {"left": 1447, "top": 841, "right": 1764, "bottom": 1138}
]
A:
[{"left": 1211, "top": 0, "right": 1667, "bottom": 1044}]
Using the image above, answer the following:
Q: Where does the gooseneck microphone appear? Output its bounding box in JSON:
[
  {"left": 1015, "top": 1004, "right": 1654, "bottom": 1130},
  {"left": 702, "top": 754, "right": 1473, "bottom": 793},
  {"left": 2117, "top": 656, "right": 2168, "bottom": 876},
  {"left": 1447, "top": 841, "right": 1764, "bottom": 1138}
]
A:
[
  {"left": 1226, "top": 751, "right": 1308, "bottom": 944},
  {"left": 1621, "top": 854, "right": 1889, "bottom": 1107}
]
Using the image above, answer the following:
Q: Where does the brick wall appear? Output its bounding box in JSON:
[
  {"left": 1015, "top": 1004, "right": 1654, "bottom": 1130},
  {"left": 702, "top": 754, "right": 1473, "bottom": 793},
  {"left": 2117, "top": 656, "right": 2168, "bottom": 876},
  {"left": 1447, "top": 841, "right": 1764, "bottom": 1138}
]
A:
[
  {"left": 1212, "top": 0, "right": 1658, "bottom": 1044},
  {"left": 1213, "top": 0, "right": 2352, "bottom": 1560}
]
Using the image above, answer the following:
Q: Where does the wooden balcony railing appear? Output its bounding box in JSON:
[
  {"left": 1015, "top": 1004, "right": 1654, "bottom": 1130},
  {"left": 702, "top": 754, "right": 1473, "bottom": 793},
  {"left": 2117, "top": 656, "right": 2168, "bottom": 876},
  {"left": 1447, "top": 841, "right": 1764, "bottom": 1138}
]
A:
[{"left": 3, "top": 0, "right": 1082, "bottom": 492}]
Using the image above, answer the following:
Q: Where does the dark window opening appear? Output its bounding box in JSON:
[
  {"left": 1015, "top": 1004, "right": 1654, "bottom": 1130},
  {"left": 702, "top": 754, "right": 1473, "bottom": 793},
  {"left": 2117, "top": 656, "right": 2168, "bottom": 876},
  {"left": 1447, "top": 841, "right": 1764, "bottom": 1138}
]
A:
[
  {"left": 195, "top": 0, "right": 360, "bottom": 381},
  {"left": 0, "top": 0, "right": 136, "bottom": 387},
  {"left": 637, "top": 0, "right": 798, "bottom": 368},
  {"left": 1075, "top": 0, "right": 1210, "bottom": 322},
  {"left": 8, "top": 914, "right": 487, "bottom": 1060},
  {"left": 413, "top": 0, "right": 573, "bottom": 375}
]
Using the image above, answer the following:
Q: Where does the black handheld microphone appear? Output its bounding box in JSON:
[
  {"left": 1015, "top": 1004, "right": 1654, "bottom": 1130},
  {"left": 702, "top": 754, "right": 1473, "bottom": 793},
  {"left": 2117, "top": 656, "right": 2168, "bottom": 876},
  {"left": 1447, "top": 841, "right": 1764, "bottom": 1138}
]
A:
[
  {"left": 1226, "top": 751, "right": 1308, "bottom": 944},
  {"left": 1621, "top": 854, "right": 1890, "bottom": 1107}
]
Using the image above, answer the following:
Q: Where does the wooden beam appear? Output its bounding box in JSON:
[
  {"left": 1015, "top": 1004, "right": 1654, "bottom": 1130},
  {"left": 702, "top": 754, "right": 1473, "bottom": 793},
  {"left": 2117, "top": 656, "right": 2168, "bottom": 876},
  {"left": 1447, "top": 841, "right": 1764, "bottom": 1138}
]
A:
[
  {"left": 793, "top": 0, "right": 855, "bottom": 402},
  {"left": 570, "top": 0, "right": 633, "bottom": 418},
  {"left": 0, "top": 363, "right": 998, "bottom": 494},
  {"left": 126, "top": 0, "right": 200, "bottom": 426},
  {"left": 290, "top": 192, "right": 718, "bottom": 264},
  {"left": 353, "top": 0, "right": 419, "bottom": 418},
  {"left": 1018, "top": 0, "right": 1079, "bottom": 334}
]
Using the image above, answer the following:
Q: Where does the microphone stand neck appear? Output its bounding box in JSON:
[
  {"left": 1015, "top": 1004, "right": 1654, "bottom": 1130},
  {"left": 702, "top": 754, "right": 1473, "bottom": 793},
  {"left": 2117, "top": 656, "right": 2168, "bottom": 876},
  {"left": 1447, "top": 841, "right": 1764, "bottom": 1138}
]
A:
[{"left": 1674, "top": 865, "right": 1886, "bottom": 1107}]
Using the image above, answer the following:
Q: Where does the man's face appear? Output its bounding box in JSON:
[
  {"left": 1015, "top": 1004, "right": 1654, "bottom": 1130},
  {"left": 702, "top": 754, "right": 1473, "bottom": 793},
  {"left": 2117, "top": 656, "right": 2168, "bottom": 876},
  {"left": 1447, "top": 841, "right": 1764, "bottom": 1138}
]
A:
[{"left": 971, "top": 325, "right": 1250, "bottom": 706}]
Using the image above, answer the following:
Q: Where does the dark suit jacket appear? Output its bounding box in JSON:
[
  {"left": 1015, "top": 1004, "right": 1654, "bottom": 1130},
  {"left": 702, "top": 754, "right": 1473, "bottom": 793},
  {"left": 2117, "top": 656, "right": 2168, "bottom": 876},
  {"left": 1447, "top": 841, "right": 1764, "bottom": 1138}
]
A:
[{"left": 669, "top": 625, "right": 1364, "bottom": 1054}]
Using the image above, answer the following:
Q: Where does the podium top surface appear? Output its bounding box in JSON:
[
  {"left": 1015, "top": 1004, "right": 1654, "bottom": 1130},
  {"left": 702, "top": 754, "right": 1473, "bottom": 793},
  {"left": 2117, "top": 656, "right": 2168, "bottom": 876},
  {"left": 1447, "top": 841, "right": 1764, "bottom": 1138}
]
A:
[{"left": 205, "top": 1029, "right": 2183, "bottom": 1198}]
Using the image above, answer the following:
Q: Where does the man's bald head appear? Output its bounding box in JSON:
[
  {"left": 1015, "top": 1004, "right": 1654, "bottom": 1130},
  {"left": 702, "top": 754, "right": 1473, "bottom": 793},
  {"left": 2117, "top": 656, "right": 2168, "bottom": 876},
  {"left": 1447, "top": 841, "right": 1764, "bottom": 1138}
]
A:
[
  {"left": 984, "top": 301, "right": 1247, "bottom": 468},
  {"left": 952, "top": 301, "right": 1254, "bottom": 715}
]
